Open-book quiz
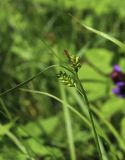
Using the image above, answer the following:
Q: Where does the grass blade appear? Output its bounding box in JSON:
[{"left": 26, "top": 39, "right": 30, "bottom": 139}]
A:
[
  {"left": 60, "top": 85, "right": 76, "bottom": 160},
  {"left": 70, "top": 14, "right": 125, "bottom": 50},
  {"left": 20, "top": 88, "right": 110, "bottom": 144},
  {"left": 0, "top": 98, "right": 12, "bottom": 120},
  {"left": 0, "top": 65, "right": 58, "bottom": 97}
]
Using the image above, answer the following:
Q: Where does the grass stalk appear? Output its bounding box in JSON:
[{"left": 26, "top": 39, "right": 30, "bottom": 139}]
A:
[
  {"left": 75, "top": 72, "right": 103, "bottom": 160},
  {"left": 0, "top": 98, "right": 12, "bottom": 120},
  {"left": 60, "top": 85, "right": 76, "bottom": 160}
]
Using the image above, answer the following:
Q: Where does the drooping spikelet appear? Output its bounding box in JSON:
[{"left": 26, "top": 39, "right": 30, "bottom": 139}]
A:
[{"left": 57, "top": 71, "right": 76, "bottom": 87}]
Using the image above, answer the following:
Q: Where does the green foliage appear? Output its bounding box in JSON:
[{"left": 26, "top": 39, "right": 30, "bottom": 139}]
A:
[
  {"left": 0, "top": 123, "right": 13, "bottom": 136},
  {"left": 1, "top": 0, "right": 125, "bottom": 159}
]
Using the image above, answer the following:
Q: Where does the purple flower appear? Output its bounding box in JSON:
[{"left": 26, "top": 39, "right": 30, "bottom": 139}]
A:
[
  {"left": 111, "top": 65, "right": 125, "bottom": 84},
  {"left": 113, "top": 65, "right": 121, "bottom": 72},
  {"left": 112, "top": 82, "right": 125, "bottom": 98},
  {"left": 111, "top": 65, "right": 125, "bottom": 98}
]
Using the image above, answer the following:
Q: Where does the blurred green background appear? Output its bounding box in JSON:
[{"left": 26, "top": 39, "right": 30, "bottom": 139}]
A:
[{"left": 1, "top": 0, "right": 125, "bottom": 159}]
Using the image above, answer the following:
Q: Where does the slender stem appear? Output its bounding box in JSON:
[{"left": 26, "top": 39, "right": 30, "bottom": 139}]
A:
[
  {"left": 0, "top": 65, "right": 59, "bottom": 97},
  {"left": 20, "top": 88, "right": 91, "bottom": 127},
  {"left": 75, "top": 72, "right": 103, "bottom": 160},
  {"left": 0, "top": 98, "right": 12, "bottom": 120},
  {"left": 60, "top": 85, "right": 76, "bottom": 160}
]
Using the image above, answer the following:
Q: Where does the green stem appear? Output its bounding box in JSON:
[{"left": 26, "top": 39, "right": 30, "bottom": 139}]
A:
[
  {"left": 75, "top": 72, "right": 103, "bottom": 160},
  {"left": 0, "top": 98, "right": 12, "bottom": 120},
  {"left": 0, "top": 65, "right": 59, "bottom": 97},
  {"left": 60, "top": 85, "right": 76, "bottom": 160}
]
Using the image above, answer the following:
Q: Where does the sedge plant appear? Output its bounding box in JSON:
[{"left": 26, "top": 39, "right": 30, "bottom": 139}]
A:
[{"left": 57, "top": 49, "right": 103, "bottom": 160}]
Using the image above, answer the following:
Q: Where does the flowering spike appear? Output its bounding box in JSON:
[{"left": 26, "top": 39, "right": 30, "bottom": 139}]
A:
[
  {"left": 70, "top": 55, "right": 81, "bottom": 72},
  {"left": 64, "top": 50, "right": 81, "bottom": 72},
  {"left": 64, "top": 49, "right": 71, "bottom": 60},
  {"left": 57, "top": 71, "right": 76, "bottom": 87}
]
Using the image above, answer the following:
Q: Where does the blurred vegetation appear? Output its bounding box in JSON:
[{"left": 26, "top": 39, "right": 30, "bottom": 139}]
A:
[{"left": 1, "top": 0, "right": 125, "bottom": 159}]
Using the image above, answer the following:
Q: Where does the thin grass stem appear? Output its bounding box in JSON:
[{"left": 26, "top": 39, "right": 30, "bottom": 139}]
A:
[
  {"left": 60, "top": 85, "right": 76, "bottom": 160},
  {"left": 75, "top": 72, "right": 103, "bottom": 160}
]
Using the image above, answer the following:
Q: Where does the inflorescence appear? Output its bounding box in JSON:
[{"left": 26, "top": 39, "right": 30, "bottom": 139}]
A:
[{"left": 57, "top": 50, "right": 81, "bottom": 87}]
